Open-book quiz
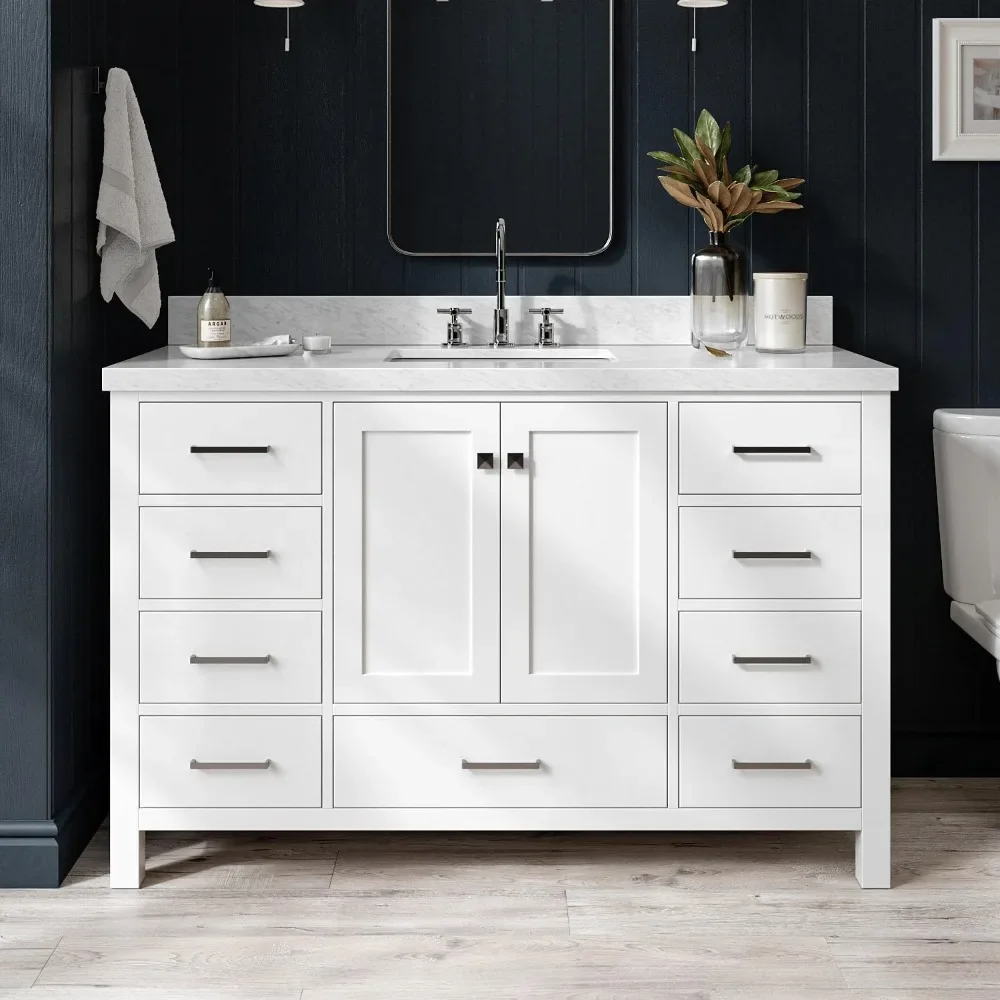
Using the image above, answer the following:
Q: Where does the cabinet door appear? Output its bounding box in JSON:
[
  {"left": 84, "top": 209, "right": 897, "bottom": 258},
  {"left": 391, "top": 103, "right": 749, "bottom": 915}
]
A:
[
  {"left": 334, "top": 403, "right": 500, "bottom": 702},
  {"left": 500, "top": 403, "right": 668, "bottom": 703}
]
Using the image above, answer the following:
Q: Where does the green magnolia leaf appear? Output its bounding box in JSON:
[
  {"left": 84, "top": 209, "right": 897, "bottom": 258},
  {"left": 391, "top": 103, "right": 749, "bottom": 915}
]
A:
[
  {"left": 673, "top": 128, "right": 701, "bottom": 165},
  {"left": 718, "top": 122, "right": 733, "bottom": 161},
  {"left": 695, "top": 109, "right": 722, "bottom": 154},
  {"left": 733, "top": 164, "right": 752, "bottom": 185},
  {"left": 757, "top": 184, "right": 794, "bottom": 200},
  {"left": 751, "top": 169, "right": 780, "bottom": 188},
  {"left": 648, "top": 150, "right": 692, "bottom": 170}
]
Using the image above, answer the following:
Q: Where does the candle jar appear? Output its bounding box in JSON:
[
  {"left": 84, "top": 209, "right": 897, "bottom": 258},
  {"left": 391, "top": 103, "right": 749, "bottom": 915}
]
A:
[{"left": 753, "top": 273, "right": 808, "bottom": 353}]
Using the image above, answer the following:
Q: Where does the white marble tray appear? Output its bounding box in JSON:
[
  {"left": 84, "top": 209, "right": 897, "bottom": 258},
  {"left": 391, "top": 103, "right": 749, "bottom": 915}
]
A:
[{"left": 179, "top": 343, "right": 299, "bottom": 360}]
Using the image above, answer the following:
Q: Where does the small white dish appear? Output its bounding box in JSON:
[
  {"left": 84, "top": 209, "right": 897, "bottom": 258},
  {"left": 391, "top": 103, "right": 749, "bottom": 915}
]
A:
[{"left": 303, "top": 336, "right": 332, "bottom": 354}]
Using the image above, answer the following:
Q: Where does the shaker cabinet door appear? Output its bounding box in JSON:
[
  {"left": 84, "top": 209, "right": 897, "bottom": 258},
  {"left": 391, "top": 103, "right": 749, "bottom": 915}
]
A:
[
  {"left": 333, "top": 403, "right": 500, "bottom": 703},
  {"left": 499, "top": 403, "right": 668, "bottom": 703}
]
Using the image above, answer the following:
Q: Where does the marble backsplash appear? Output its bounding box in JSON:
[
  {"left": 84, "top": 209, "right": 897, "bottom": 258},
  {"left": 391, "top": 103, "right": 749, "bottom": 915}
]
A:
[{"left": 167, "top": 295, "right": 833, "bottom": 347}]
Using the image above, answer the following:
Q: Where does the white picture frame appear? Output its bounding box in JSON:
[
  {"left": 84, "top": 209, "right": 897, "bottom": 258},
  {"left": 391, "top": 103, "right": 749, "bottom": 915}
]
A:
[{"left": 934, "top": 18, "right": 1000, "bottom": 160}]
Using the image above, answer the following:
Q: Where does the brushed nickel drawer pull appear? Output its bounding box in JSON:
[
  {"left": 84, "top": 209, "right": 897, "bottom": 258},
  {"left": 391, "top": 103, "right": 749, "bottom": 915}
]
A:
[
  {"left": 190, "top": 759, "right": 272, "bottom": 770},
  {"left": 732, "top": 550, "right": 813, "bottom": 560},
  {"left": 461, "top": 759, "right": 542, "bottom": 770},
  {"left": 733, "top": 446, "right": 813, "bottom": 455},
  {"left": 732, "top": 655, "right": 813, "bottom": 665},
  {"left": 190, "top": 445, "right": 270, "bottom": 454},
  {"left": 190, "top": 550, "right": 271, "bottom": 559},
  {"left": 732, "top": 759, "right": 813, "bottom": 771},
  {"left": 189, "top": 655, "right": 272, "bottom": 665}
]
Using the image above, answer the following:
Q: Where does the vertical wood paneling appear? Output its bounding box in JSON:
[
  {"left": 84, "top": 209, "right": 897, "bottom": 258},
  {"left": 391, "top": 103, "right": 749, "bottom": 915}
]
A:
[
  {"left": 575, "top": 0, "right": 632, "bottom": 295},
  {"left": 351, "top": 0, "right": 405, "bottom": 293},
  {"left": 179, "top": 0, "right": 237, "bottom": 293},
  {"left": 0, "top": 0, "right": 51, "bottom": 824},
  {"left": 747, "top": 0, "right": 807, "bottom": 272},
  {"left": 806, "top": 0, "right": 864, "bottom": 354},
  {"left": 634, "top": 0, "right": 690, "bottom": 294},
  {"left": 296, "top": 0, "right": 352, "bottom": 292},
  {"left": 238, "top": 4, "right": 297, "bottom": 293}
]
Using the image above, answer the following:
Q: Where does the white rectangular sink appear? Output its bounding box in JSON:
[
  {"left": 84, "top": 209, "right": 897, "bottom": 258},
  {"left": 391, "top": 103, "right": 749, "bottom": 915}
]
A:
[{"left": 385, "top": 347, "right": 617, "bottom": 362}]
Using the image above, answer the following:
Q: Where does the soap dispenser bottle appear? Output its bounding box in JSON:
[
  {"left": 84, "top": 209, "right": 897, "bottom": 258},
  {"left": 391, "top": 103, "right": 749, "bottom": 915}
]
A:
[{"left": 197, "top": 270, "right": 232, "bottom": 348}]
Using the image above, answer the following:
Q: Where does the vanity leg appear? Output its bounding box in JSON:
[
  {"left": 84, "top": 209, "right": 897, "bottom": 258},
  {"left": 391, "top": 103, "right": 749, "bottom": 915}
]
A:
[
  {"left": 855, "top": 825, "right": 890, "bottom": 889},
  {"left": 110, "top": 826, "right": 145, "bottom": 889}
]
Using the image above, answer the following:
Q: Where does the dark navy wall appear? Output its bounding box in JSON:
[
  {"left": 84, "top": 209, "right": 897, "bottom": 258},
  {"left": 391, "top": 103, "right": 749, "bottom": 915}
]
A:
[
  {"left": 92, "top": 0, "right": 1000, "bottom": 781},
  {"left": 0, "top": 0, "right": 110, "bottom": 887}
]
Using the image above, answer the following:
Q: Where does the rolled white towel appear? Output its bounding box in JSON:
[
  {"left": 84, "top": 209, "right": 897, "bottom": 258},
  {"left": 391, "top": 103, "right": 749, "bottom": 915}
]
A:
[{"left": 97, "top": 68, "right": 175, "bottom": 329}]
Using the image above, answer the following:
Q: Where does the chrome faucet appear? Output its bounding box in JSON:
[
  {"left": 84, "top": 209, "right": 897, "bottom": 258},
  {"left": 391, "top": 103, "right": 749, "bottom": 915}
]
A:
[{"left": 493, "top": 218, "right": 511, "bottom": 347}]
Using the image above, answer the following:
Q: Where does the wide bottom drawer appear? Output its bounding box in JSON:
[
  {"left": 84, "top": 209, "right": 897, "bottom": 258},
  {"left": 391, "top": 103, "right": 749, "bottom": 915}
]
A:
[
  {"left": 679, "top": 715, "right": 860, "bottom": 808},
  {"left": 333, "top": 716, "right": 667, "bottom": 808},
  {"left": 140, "top": 716, "right": 322, "bottom": 808}
]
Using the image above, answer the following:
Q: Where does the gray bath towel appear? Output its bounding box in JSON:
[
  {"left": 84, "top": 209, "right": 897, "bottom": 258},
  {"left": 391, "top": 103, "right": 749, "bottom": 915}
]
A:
[{"left": 97, "top": 68, "right": 174, "bottom": 329}]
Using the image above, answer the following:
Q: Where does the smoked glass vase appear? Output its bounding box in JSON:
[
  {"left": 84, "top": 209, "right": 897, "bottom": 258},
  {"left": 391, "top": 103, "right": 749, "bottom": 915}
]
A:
[{"left": 690, "top": 231, "right": 748, "bottom": 352}]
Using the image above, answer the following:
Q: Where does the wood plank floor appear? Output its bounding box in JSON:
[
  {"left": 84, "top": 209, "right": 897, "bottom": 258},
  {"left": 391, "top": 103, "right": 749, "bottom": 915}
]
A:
[{"left": 2, "top": 780, "right": 1000, "bottom": 998}]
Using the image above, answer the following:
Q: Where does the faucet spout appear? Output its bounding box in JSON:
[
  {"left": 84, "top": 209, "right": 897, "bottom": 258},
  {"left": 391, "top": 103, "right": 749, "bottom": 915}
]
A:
[{"left": 493, "top": 218, "right": 510, "bottom": 347}]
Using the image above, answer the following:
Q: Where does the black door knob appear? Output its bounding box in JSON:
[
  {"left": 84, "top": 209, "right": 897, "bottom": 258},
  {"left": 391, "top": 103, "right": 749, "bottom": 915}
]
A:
[
  {"left": 507, "top": 453, "right": 525, "bottom": 471},
  {"left": 477, "top": 452, "right": 495, "bottom": 470}
]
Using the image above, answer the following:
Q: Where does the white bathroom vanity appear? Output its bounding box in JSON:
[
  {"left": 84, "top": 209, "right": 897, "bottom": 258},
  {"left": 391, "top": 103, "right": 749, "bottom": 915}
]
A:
[{"left": 103, "top": 335, "right": 897, "bottom": 888}]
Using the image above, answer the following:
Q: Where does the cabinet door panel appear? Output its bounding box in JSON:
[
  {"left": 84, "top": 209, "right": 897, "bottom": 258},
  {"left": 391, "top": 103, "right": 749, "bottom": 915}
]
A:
[
  {"left": 500, "top": 403, "right": 667, "bottom": 703},
  {"left": 334, "top": 403, "right": 500, "bottom": 702}
]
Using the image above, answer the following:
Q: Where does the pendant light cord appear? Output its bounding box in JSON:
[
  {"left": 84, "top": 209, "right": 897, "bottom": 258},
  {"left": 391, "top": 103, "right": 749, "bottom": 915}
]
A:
[{"left": 285, "top": 7, "right": 290, "bottom": 52}]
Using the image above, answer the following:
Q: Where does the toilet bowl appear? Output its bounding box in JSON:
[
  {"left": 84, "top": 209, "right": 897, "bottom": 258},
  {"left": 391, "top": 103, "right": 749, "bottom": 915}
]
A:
[{"left": 934, "top": 408, "right": 1000, "bottom": 678}]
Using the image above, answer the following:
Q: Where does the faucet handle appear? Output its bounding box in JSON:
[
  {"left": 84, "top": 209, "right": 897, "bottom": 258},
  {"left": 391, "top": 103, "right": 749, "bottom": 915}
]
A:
[
  {"left": 437, "top": 307, "right": 472, "bottom": 347},
  {"left": 529, "top": 307, "right": 565, "bottom": 347}
]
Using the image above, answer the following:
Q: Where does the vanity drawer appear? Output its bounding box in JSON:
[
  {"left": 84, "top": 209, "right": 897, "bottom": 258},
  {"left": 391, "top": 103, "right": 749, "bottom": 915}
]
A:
[
  {"left": 139, "top": 715, "right": 322, "bottom": 808},
  {"left": 679, "top": 611, "right": 861, "bottom": 704},
  {"left": 679, "top": 507, "right": 861, "bottom": 599},
  {"left": 333, "top": 716, "right": 667, "bottom": 808},
  {"left": 139, "top": 402, "right": 322, "bottom": 495},
  {"left": 139, "top": 506, "right": 322, "bottom": 599},
  {"left": 139, "top": 612, "right": 322, "bottom": 704},
  {"left": 678, "top": 715, "right": 860, "bottom": 808},
  {"left": 678, "top": 402, "right": 861, "bottom": 495}
]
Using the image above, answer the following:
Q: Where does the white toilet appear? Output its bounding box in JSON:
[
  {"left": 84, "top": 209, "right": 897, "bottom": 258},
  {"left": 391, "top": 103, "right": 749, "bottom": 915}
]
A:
[{"left": 935, "top": 408, "right": 1000, "bottom": 678}]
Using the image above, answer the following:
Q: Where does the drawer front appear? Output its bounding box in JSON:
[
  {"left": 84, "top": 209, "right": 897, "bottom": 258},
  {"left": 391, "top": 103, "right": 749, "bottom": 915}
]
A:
[
  {"left": 139, "top": 612, "right": 322, "bottom": 704},
  {"left": 679, "top": 612, "right": 861, "bottom": 704},
  {"left": 139, "top": 402, "right": 322, "bottom": 495},
  {"left": 679, "top": 715, "right": 860, "bottom": 808},
  {"left": 679, "top": 402, "right": 861, "bottom": 495},
  {"left": 139, "top": 507, "right": 322, "bottom": 599},
  {"left": 139, "top": 715, "right": 321, "bottom": 808},
  {"left": 679, "top": 507, "right": 861, "bottom": 599},
  {"left": 333, "top": 716, "right": 667, "bottom": 808}
]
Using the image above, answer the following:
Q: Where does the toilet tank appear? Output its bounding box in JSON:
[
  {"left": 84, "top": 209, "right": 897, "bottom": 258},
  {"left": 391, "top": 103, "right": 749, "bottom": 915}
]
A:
[{"left": 934, "top": 408, "right": 1000, "bottom": 604}]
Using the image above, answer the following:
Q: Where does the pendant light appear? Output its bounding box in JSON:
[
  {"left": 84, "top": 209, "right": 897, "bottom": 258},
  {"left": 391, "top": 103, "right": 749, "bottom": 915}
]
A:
[
  {"left": 254, "top": 0, "right": 305, "bottom": 53},
  {"left": 677, "top": 0, "right": 727, "bottom": 53}
]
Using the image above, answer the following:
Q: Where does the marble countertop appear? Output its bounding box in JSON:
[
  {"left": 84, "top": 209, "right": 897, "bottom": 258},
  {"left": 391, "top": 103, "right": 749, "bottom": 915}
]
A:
[{"left": 102, "top": 345, "right": 898, "bottom": 393}]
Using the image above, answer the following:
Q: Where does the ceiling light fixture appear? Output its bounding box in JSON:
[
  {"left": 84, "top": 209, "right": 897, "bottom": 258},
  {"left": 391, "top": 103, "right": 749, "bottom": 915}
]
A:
[{"left": 254, "top": 0, "right": 305, "bottom": 53}]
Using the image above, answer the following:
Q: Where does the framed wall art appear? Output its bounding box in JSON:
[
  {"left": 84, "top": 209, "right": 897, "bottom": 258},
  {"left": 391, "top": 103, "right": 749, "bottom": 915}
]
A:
[{"left": 934, "top": 18, "right": 1000, "bottom": 160}]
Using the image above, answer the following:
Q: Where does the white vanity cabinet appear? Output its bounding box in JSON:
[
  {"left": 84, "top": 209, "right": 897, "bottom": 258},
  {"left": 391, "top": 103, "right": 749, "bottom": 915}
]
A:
[
  {"left": 332, "top": 402, "right": 668, "bottom": 705},
  {"left": 105, "top": 351, "right": 894, "bottom": 891}
]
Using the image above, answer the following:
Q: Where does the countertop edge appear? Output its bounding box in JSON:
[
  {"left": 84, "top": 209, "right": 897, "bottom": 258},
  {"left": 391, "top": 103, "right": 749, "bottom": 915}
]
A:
[{"left": 101, "top": 372, "right": 900, "bottom": 393}]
